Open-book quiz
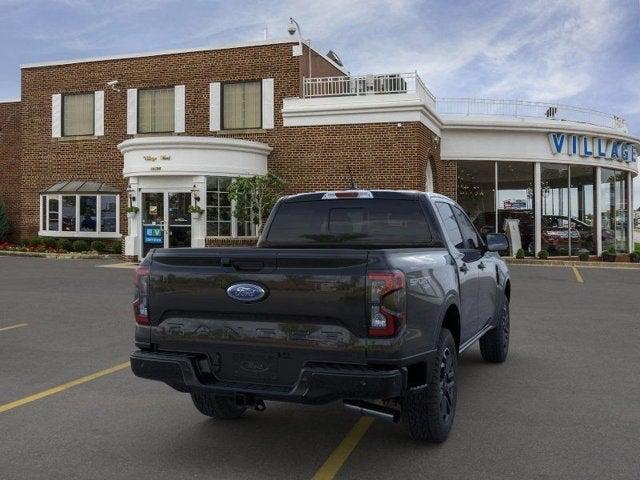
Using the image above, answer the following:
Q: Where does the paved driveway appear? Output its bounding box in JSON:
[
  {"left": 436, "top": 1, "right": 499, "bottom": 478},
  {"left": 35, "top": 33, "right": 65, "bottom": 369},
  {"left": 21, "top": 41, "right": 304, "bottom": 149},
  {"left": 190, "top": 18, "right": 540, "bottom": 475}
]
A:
[{"left": 0, "top": 257, "right": 638, "bottom": 479}]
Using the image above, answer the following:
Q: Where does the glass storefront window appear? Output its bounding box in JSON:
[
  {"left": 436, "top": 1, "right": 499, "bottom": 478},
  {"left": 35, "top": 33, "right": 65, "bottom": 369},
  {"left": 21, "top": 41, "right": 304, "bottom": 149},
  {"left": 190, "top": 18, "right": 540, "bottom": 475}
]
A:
[
  {"left": 569, "top": 166, "right": 596, "bottom": 254},
  {"left": 79, "top": 196, "right": 97, "bottom": 232},
  {"left": 206, "top": 176, "right": 232, "bottom": 236},
  {"left": 541, "top": 164, "right": 570, "bottom": 255},
  {"left": 48, "top": 197, "right": 59, "bottom": 231},
  {"left": 601, "top": 168, "right": 628, "bottom": 253},
  {"left": 61, "top": 196, "right": 76, "bottom": 232},
  {"left": 100, "top": 195, "right": 117, "bottom": 233},
  {"left": 40, "top": 194, "right": 119, "bottom": 236},
  {"left": 497, "top": 163, "right": 535, "bottom": 254},
  {"left": 456, "top": 161, "right": 496, "bottom": 238}
]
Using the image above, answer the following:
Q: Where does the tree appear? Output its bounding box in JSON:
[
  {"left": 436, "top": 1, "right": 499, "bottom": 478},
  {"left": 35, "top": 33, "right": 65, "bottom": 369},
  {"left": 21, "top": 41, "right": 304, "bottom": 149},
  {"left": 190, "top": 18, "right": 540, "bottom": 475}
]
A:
[
  {"left": 227, "top": 173, "right": 286, "bottom": 236},
  {"left": 0, "top": 197, "right": 9, "bottom": 241}
]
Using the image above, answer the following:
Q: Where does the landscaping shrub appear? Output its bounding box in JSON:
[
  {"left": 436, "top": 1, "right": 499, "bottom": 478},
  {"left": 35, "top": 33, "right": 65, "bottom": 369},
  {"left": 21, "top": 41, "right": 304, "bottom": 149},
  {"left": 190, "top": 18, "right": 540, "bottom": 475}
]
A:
[
  {"left": 58, "top": 238, "right": 73, "bottom": 251},
  {"left": 577, "top": 249, "right": 590, "bottom": 261},
  {"left": 537, "top": 250, "right": 549, "bottom": 260},
  {"left": 603, "top": 245, "right": 617, "bottom": 262},
  {"left": 629, "top": 251, "right": 640, "bottom": 263},
  {"left": 21, "top": 238, "right": 31, "bottom": 247},
  {"left": 0, "top": 197, "right": 9, "bottom": 241},
  {"left": 42, "top": 237, "right": 58, "bottom": 249},
  {"left": 72, "top": 239, "right": 89, "bottom": 252},
  {"left": 90, "top": 240, "right": 106, "bottom": 252},
  {"left": 515, "top": 248, "right": 525, "bottom": 259},
  {"left": 30, "top": 237, "right": 42, "bottom": 247}
]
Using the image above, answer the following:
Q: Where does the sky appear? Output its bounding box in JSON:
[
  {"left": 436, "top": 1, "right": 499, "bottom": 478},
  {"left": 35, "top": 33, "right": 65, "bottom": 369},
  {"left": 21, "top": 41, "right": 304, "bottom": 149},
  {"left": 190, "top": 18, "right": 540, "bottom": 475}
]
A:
[{"left": 1, "top": 0, "right": 639, "bottom": 203}]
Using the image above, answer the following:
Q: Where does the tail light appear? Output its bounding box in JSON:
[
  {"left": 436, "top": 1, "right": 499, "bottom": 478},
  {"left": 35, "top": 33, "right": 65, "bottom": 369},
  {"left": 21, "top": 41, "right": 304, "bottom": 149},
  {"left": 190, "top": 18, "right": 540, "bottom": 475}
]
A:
[
  {"left": 133, "top": 265, "right": 150, "bottom": 325},
  {"left": 367, "top": 271, "right": 406, "bottom": 337}
]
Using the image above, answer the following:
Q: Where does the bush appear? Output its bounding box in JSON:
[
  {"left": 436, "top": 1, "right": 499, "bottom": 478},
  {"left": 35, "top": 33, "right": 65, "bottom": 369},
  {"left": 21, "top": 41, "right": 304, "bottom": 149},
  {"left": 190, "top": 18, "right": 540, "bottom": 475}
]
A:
[
  {"left": 577, "top": 249, "right": 590, "bottom": 261},
  {"left": 21, "top": 238, "right": 31, "bottom": 247},
  {"left": 58, "top": 238, "right": 73, "bottom": 251},
  {"left": 90, "top": 240, "right": 106, "bottom": 252},
  {"left": 537, "top": 250, "right": 549, "bottom": 260},
  {"left": 515, "top": 248, "right": 525, "bottom": 259},
  {"left": 630, "top": 251, "right": 640, "bottom": 263},
  {"left": 42, "top": 237, "right": 58, "bottom": 249},
  {"left": 72, "top": 239, "right": 89, "bottom": 252},
  {"left": 29, "top": 237, "right": 42, "bottom": 247}
]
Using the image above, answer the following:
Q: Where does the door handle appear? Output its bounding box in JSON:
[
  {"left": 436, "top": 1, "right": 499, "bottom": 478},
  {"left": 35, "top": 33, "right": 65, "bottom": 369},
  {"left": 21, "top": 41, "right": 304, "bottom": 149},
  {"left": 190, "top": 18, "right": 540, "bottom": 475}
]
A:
[
  {"left": 459, "top": 263, "right": 469, "bottom": 273},
  {"left": 478, "top": 262, "right": 486, "bottom": 270}
]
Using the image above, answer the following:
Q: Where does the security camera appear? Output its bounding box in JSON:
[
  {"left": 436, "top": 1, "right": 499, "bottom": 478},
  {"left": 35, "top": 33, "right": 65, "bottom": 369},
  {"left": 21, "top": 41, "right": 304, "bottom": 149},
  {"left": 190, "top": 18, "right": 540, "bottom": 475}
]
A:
[
  {"left": 106, "top": 80, "right": 120, "bottom": 92},
  {"left": 287, "top": 18, "right": 297, "bottom": 35}
]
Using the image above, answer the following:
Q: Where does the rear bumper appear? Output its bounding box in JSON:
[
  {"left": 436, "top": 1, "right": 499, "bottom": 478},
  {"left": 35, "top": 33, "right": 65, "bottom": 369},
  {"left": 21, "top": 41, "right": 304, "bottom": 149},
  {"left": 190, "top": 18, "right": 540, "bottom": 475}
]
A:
[{"left": 130, "top": 350, "right": 406, "bottom": 405}]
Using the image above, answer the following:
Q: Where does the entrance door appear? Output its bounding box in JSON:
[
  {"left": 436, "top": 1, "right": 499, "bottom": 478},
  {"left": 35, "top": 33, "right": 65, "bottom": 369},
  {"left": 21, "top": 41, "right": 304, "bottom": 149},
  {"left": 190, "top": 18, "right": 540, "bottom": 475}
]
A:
[
  {"left": 142, "top": 192, "right": 165, "bottom": 257},
  {"left": 168, "top": 192, "right": 192, "bottom": 248}
]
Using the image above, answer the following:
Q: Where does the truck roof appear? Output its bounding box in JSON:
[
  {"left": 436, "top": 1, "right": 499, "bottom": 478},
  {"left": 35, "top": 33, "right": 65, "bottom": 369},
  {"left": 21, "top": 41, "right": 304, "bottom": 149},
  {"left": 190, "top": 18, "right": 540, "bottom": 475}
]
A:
[{"left": 282, "top": 190, "right": 452, "bottom": 202}]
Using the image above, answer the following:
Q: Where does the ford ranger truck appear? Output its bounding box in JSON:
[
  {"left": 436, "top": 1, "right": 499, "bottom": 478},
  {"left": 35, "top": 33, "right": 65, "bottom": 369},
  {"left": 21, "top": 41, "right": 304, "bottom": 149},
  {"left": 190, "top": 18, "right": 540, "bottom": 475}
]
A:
[{"left": 130, "top": 190, "right": 511, "bottom": 442}]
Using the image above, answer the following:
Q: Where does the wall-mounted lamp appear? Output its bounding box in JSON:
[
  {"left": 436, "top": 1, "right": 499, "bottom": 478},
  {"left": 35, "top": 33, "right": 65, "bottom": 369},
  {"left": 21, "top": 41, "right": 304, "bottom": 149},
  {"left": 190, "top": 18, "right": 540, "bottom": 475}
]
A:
[
  {"left": 126, "top": 186, "right": 136, "bottom": 203},
  {"left": 191, "top": 185, "right": 201, "bottom": 203}
]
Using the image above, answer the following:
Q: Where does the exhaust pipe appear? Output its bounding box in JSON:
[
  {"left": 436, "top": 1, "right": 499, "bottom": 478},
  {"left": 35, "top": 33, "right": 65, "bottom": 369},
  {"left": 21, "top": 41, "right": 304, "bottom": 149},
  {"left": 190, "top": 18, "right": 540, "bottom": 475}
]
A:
[{"left": 343, "top": 400, "right": 401, "bottom": 423}]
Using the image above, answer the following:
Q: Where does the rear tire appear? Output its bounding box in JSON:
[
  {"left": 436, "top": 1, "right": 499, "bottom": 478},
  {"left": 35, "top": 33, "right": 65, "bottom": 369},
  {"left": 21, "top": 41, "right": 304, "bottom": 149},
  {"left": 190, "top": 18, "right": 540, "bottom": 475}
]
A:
[
  {"left": 401, "top": 328, "right": 457, "bottom": 442},
  {"left": 190, "top": 392, "right": 247, "bottom": 419},
  {"left": 480, "top": 294, "right": 510, "bottom": 363}
]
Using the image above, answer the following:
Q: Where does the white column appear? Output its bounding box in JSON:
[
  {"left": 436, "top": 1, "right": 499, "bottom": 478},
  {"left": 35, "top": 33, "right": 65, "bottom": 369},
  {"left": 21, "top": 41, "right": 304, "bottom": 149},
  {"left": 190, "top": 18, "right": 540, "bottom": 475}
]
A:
[
  {"left": 595, "top": 167, "right": 602, "bottom": 256},
  {"left": 191, "top": 176, "right": 207, "bottom": 248},
  {"left": 124, "top": 177, "right": 139, "bottom": 258},
  {"left": 534, "top": 162, "right": 542, "bottom": 255},
  {"left": 628, "top": 171, "right": 633, "bottom": 253}
]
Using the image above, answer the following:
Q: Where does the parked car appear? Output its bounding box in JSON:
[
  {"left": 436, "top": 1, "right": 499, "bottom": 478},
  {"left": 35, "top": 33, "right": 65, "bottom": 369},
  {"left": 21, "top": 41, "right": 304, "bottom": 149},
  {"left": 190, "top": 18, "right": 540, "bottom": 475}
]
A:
[{"left": 130, "top": 190, "right": 511, "bottom": 442}]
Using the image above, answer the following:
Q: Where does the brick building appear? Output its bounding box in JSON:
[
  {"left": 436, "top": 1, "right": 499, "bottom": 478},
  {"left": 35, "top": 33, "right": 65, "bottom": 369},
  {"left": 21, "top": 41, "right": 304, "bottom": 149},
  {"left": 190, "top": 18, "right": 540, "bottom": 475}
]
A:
[{"left": 0, "top": 38, "right": 638, "bottom": 259}]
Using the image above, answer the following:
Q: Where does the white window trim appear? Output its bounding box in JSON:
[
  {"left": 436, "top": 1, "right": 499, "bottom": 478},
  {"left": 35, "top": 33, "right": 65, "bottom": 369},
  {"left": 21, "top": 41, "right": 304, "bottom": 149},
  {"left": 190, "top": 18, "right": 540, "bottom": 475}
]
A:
[{"left": 39, "top": 193, "right": 121, "bottom": 238}]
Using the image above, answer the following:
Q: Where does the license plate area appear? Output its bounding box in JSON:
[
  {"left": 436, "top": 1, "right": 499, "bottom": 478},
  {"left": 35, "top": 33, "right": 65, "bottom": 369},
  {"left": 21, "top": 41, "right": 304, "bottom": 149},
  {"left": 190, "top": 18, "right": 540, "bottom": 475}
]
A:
[{"left": 227, "top": 353, "right": 279, "bottom": 382}]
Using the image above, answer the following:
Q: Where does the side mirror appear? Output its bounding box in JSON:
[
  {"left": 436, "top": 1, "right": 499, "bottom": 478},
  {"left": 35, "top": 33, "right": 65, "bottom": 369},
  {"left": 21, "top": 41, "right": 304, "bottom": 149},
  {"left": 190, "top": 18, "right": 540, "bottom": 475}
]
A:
[{"left": 486, "top": 233, "right": 509, "bottom": 252}]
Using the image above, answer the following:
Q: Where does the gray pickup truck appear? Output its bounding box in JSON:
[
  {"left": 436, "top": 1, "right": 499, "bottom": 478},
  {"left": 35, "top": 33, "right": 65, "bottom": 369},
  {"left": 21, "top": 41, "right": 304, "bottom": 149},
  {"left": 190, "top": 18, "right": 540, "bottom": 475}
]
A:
[{"left": 131, "top": 190, "right": 511, "bottom": 442}]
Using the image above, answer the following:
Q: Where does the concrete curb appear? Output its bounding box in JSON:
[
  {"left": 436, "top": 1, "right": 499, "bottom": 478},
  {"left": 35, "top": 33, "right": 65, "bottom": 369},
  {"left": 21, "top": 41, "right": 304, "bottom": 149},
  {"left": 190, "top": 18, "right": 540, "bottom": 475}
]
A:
[
  {"left": 0, "top": 250, "right": 120, "bottom": 260},
  {"left": 506, "top": 258, "right": 640, "bottom": 269}
]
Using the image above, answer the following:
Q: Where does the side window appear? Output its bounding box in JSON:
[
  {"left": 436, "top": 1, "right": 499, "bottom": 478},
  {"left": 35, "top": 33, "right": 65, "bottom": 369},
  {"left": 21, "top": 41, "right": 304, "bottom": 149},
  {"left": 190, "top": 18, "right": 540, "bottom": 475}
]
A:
[
  {"left": 451, "top": 205, "right": 482, "bottom": 250},
  {"left": 436, "top": 202, "right": 464, "bottom": 249}
]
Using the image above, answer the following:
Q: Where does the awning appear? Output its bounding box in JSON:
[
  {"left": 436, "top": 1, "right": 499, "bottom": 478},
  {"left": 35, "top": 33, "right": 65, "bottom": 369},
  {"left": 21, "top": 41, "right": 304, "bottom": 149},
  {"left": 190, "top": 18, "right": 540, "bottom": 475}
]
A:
[{"left": 41, "top": 181, "right": 120, "bottom": 194}]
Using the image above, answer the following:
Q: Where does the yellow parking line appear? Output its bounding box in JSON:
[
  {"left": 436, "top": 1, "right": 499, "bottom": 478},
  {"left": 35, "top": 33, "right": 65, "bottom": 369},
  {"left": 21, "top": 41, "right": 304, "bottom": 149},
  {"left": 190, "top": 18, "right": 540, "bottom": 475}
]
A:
[
  {"left": 311, "top": 417, "right": 374, "bottom": 480},
  {"left": 0, "top": 323, "right": 28, "bottom": 333},
  {"left": 0, "top": 362, "right": 129, "bottom": 414},
  {"left": 571, "top": 266, "right": 584, "bottom": 283}
]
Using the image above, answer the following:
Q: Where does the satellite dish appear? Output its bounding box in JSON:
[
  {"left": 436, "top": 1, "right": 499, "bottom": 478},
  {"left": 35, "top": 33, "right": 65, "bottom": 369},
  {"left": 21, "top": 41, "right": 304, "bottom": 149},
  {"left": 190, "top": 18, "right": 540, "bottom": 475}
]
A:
[{"left": 326, "top": 50, "right": 343, "bottom": 67}]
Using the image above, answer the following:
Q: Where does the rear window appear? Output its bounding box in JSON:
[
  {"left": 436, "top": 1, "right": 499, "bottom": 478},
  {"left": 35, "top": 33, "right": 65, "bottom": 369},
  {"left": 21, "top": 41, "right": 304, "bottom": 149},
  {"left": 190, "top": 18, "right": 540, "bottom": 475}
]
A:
[{"left": 264, "top": 199, "right": 442, "bottom": 248}]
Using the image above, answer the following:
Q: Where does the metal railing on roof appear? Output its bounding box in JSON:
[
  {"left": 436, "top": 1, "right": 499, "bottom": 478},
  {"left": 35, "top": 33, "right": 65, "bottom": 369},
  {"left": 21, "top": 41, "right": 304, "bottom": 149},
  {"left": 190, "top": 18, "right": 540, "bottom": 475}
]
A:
[
  {"left": 302, "top": 72, "right": 436, "bottom": 105},
  {"left": 435, "top": 97, "right": 628, "bottom": 132}
]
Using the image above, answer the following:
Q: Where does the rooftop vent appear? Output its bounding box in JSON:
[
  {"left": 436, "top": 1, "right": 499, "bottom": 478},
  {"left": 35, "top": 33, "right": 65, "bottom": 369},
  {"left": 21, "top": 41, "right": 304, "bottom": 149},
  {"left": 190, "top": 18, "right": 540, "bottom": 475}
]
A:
[{"left": 326, "top": 50, "right": 343, "bottom": 67}]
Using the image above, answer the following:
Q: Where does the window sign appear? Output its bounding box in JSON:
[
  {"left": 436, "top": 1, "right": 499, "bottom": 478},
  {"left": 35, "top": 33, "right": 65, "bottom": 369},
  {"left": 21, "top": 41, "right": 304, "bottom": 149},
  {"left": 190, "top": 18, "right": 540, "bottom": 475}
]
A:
[{"left": 144, "top": 226, "right": 164, "bottom": 245}]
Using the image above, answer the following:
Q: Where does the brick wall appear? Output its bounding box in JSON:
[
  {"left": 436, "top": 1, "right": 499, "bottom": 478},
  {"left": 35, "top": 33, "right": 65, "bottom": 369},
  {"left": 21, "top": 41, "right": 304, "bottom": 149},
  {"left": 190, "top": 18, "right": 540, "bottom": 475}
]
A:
[
  {"left": 16, "top": 42, "right": 449, "bottom": 241},
  {"left": 0, "top": 101, "right": 21, "bottom": 240}
]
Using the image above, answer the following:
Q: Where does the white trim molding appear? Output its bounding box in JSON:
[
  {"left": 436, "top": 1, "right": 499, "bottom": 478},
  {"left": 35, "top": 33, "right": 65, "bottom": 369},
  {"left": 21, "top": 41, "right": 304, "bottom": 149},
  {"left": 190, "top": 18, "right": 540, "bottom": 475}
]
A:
[
  {"left": 174, "top": 85, "right": 186, "bottom": 133},
  {"left": 127, "top": 88, "right": 137, "bottom": 135},
  {"left": 51, "top": 94, "right": 62, "bottom": 138},
  {"left": 94, "top": 90, "right": 104, "bottom": 136},
  {"left": 262, "top": 78, "right": 275, "bottom": 129},
  {"left": 282, "top": 93, "right": 442, "bottom": 135},
  {"left": 119, "top": 136, "right": 271, "bottom": 178},
  {"left": 209, "top": 82, "right": 221, "bottom": 131}
]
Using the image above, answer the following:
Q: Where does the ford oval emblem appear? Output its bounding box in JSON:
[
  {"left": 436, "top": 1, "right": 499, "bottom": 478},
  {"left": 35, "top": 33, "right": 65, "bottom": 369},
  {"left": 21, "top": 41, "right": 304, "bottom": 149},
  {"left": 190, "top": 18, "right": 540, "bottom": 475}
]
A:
[{"left": 226, "top": 282, "right": 267, "bottom": 303}]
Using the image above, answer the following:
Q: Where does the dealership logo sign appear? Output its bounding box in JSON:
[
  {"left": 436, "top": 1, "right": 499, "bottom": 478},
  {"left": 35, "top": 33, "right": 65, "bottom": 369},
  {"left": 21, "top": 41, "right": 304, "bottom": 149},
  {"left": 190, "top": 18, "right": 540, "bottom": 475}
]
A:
[{"left": 548, "top": 133, "right": 638, "bottom": 163}]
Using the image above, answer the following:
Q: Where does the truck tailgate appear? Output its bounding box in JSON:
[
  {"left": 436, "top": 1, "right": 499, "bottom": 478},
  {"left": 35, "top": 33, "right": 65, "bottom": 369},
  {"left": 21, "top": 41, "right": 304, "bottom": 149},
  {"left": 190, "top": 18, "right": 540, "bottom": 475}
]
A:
[{"left": 147, "top": 248, "right": 369, "bottom": 386}]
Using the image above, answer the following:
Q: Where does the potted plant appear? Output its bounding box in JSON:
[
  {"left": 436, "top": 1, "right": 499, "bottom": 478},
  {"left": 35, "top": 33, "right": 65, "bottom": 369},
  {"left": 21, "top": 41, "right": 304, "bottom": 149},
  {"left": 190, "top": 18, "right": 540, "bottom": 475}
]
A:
[
  {"left": 187, "top": 205, "right": 204, "bottom": 219},
  {"left": 537, "top": 250, "right": 549, "bottom": 260},
  {"left": 126, "top": 206, "right": 139, "bottom": 219},
  {"left": 602, "top": 245, "right": 617, "bottom": 262},
  {"left": 577, "top": 249, "right": 590, "bottom": 261}
]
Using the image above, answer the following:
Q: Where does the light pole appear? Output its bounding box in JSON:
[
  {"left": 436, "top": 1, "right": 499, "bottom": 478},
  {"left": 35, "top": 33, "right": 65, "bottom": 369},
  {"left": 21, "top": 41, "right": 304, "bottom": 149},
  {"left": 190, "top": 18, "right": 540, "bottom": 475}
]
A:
[{"left": 288, "top": 17, "right": 312, "bottom": 79}]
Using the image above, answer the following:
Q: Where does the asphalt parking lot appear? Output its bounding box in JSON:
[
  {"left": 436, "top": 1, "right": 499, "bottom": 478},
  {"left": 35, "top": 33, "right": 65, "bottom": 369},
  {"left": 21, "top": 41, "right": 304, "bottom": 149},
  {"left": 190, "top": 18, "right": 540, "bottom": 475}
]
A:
[{"left": 1, "top": 256, "right": 639, "bottom": 479}]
